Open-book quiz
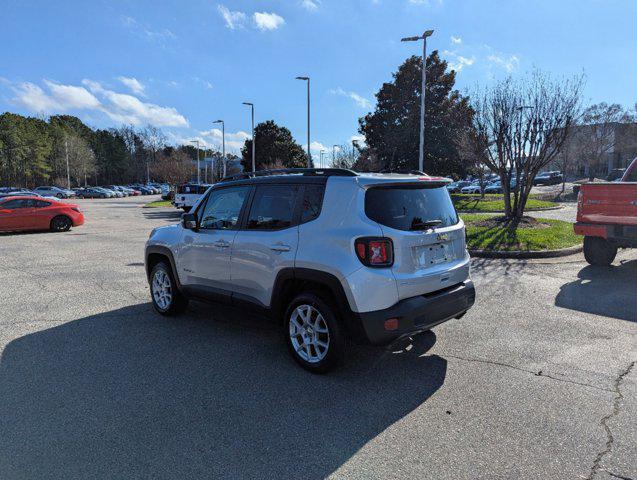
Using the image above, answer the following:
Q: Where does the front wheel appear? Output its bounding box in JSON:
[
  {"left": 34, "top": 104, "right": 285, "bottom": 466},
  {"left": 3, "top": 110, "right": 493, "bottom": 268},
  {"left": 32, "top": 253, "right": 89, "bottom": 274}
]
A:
[
  {"left": 150, "top": 261, "right": 189, "bottom": 315},
  {"left": 50, "top": 215, "right": 72, "bottom": 232},
  {"left": 284, "top": 293, "right": 347, "bottom": 373},
  {"left": 583, "top": 236, "right": 617, "bottom": 266}
]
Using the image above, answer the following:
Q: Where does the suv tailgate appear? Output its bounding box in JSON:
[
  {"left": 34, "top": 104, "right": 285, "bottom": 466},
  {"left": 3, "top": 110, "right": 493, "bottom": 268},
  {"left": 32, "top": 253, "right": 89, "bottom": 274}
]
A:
[{"left": 364, "top": 183, "right": 470, "bottom": 300}]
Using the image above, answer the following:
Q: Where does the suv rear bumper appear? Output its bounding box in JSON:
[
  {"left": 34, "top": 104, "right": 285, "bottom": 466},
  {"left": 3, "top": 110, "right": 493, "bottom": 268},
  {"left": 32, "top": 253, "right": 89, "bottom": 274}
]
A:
[{"left": 351, "top": 280, "right": 475, "bottom": 345}]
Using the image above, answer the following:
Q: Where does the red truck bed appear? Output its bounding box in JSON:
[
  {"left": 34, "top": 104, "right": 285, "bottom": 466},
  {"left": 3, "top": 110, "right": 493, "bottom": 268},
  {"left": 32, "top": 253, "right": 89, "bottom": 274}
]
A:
[{"left": 574, "top": 158, "right": 637, "bottom": 265}]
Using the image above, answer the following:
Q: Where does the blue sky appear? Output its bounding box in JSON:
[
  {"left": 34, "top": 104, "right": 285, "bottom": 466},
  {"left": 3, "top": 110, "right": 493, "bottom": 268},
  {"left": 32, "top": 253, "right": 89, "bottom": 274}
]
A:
[{"left": 1, "top": 0, "right": 635, "bottom": 161}]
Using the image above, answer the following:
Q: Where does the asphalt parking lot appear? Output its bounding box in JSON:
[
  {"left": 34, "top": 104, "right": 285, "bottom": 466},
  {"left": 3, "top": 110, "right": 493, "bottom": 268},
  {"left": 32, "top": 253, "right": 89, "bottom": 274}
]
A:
[{"left": 0, "top": 195, "right": 635, "bottom": 480}]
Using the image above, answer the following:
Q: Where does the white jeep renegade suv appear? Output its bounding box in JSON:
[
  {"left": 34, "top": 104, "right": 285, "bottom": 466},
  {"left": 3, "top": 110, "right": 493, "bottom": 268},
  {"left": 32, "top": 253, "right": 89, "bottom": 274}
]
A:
[{"left": 145, "top": 168, "right": 475, "bottom": 372}]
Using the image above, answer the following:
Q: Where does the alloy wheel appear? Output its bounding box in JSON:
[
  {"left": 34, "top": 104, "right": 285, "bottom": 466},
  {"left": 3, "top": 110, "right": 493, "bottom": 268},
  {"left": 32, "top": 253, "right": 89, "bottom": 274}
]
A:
[
  {"left": 289, "top": 304, "right": 330, "bottom": 363},
  {"left": 152, "top": 269, "right": 173, "bottom": 310}
]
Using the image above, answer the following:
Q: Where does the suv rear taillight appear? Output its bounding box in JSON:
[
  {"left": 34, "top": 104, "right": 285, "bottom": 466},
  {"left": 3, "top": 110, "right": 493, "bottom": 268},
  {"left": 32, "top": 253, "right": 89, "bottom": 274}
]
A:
[{"left": 354, "top": 237, "right": 394, "bottom": 267}]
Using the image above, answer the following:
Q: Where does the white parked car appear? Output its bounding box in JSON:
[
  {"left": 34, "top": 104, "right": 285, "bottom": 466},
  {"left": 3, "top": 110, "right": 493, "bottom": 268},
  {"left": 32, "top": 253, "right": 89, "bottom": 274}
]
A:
[{"left": 460, "top": 184, "right": 482, "bottom": 194}]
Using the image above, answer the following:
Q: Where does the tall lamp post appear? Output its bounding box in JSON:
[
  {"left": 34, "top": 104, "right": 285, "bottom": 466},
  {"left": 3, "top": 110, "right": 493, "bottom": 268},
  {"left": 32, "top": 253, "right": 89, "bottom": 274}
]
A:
[
  {"left": 213, "top": 119, "right": 226, "bottom": 179},
  {"left": 332, "top": 144, "right": 338, "bottom": 167},
  {"left": 190, "top": 139, "right": 200, "bottom": 184},
  {"left": 401, "top": 29, "right": 434, "bottom": 173},
  {"left": 295, "top": 76, "right": 311, "bottom": 168},
  {"left": 319, "top": 150, "right": 326, "bottom": 168},
  {"left": 242, "top": 102, "right": 255, "bottom": 172}
]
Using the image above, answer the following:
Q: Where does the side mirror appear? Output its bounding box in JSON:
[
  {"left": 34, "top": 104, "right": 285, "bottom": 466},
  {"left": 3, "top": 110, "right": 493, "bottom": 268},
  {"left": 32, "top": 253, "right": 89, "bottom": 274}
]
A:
[{"left": 182, "top": 212, "right": 198, "bottom": 230}]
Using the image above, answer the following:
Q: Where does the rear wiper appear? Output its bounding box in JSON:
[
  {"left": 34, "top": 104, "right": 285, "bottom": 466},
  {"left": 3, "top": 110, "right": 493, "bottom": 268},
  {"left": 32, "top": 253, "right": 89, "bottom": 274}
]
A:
[{"left": 410, "top": 219, "right": 443, "bottom": 230}]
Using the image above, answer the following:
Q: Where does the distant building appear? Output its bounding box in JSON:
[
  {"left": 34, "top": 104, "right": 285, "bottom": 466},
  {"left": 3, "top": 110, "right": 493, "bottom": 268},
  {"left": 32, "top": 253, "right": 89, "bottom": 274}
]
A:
[{"left": 552, "top": 122, "right": 637, "bottom": 179}]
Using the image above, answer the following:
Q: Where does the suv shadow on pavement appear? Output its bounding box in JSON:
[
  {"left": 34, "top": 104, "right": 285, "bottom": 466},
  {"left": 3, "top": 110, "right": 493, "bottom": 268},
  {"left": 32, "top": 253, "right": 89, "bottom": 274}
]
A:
[
  {"left": 555, "top": 259, "right": 637, "bottom": 322},
  {"left": 142, "top": 209, "right": 183, "bottom": 222},
  {"left": 0, "top": 303, "right": 446, "bottom": 479}
]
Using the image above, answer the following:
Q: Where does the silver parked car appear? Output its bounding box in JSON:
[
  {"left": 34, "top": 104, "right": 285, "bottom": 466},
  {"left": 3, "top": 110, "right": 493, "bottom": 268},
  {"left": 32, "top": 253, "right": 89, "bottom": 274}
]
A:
[
  {"left": 34, "top": 186, "right": 75, "bottom": 198},
  {"left": 145, "top": 168, "right": 475, "bottom": 372}
]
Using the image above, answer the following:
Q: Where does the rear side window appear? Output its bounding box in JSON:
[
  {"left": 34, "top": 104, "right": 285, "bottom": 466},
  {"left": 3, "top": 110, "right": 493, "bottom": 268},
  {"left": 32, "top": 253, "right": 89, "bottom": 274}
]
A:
[
  {"left": 365, "top": 186, "right": 459, "bottom": 231},
  {"left": 35, "top": 200, "right": 51, "bottom": 208},
  {"left": 300, "top": 185, "right": 325, "bottom": 224},
  {"left": 247, "top": 185, "right": 300, "bottom": 230}
]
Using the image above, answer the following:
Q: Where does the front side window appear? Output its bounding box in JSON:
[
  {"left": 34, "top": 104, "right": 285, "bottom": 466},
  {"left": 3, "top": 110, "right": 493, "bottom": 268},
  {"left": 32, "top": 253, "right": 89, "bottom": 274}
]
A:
[
  {"left": 1, "top": 199, "right": 30, "bottom": 210},
  {"left": 365, "top": 185, "right": 459, "bottom": 231},
  {"left": 199, "top": 186, "right": 250, "bottom": 230},
  {"left": 247, "top": 185, "right": 300, "bottom": 230}
]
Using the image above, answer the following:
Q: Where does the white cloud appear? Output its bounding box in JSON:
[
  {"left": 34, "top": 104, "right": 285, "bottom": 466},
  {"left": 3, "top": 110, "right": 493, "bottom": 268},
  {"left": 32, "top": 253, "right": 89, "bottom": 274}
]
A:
[
  {"left": 200, "top": 128, "right": 250, "bottom": 151},
  {"left": 120, "top": 16, "right": 176, "bottom": 42},
  {"left": 300, "top": 0, "right": 320, "bottom": 11},
  {"left": 193, "top": 77, "right": 214, "bottom": 90},
  {"left": 451, "top": 36, "right": 462, "bottom": 44},
  {"left": 99, "top": 90, "right": 188, "bottom": 127},
  {"left": 487, "top": 53, "right": 520, "bottom": 73},
  {"left": 329, "top": 87, "right": 372, "bottom": 109},
  {"left": 350, "top": 135, "right": 366, "bottom": 147},
  {"left": 253, "top": 12, "right": 285, "bottom": 31},
  {"left": 449, "top": 55, "right": 475, "bottom": 72},
  {"left": 118, "top": 76, "right": 145, "bottom": 96},
  {"left": 12, "top": 78, "right": 188, "bottom": 128},
  {"left": 217, "top": 5, "right": 247, "bottom": 29},
  {"left": 13, "top": 81, "right": 100, "bottom": 112}
]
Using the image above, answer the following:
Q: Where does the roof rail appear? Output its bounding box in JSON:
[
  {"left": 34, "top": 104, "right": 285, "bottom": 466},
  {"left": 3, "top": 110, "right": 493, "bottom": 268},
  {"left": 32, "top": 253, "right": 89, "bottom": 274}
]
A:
[{"left": 219, "top": 168, "right": 358, "bottom": 183}]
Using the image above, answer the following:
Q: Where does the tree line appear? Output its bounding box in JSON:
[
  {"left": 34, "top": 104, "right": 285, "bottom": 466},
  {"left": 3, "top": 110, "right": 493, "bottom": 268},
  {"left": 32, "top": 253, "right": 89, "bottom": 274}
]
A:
[{"left": 0, "top": 114, "right": 238, "bottom": 188}]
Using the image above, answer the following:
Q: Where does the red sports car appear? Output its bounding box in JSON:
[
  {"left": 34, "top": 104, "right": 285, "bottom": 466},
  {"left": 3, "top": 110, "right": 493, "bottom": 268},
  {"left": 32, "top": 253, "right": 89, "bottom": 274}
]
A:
[{"left": 0, "top": 196, "right": 85, "bottom": 233}]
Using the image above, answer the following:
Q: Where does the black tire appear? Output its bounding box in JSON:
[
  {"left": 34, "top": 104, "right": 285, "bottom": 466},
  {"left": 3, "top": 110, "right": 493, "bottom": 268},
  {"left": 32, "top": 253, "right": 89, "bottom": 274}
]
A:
[
  {"left": 181, "top": 206, "right": 191, "bottom": 212},
  {"left": 56, "top": 193, "right": 64, "bottom": 198},
  {"left": 50, "top": 215, "right": 72, "bottom": 232},
  {"left": 283, "top": 292, "right": 347, "bottom": 373},
  {"left": 149, "top": 261, "right": 189, "bottom": 315},
  {"left": 583, "top": 236, "right": 617, "bottom": 266}
]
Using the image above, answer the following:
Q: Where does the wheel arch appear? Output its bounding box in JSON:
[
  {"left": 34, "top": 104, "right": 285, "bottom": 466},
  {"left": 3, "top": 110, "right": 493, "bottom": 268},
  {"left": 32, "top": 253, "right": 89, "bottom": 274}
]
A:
[
  {"left": 271, "top": 267, "right": 366, "bottom": 342},
  {"left": 145, "top": 245, "right": 183, "bottom": 290}
]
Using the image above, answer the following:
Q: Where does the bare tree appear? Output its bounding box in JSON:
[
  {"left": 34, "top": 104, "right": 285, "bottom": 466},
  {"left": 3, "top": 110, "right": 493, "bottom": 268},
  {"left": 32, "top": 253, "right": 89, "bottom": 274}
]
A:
[
  {"left": 455, "top": 127, "right": 490, "bottom": 197},
  {"left": 150, "top": 150, "right": 192, "bottom": 186},
  {"left": 471, "top": 70, "right": 584, "bottom": 221},
  {"left": 577, "top": 103, "right": 632, "bottom": 180},
  {"left": 140, "top": 125, "right": 167, "bottom": 183},
  {"left": 331, "top": 144, "right": 357, "bottom": 169},
  {"left": 64, "top": 134, "right": 96, "bottom": 186}
]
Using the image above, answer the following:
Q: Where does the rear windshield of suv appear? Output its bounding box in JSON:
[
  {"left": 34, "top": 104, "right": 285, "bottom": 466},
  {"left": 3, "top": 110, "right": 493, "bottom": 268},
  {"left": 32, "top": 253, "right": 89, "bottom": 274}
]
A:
[{"left": 365, "top": 185, "right": 459, "bottom": 231}]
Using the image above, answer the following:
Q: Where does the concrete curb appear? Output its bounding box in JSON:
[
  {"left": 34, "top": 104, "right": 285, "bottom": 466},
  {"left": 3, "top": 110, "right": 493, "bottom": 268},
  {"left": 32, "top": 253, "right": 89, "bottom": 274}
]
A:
[{"left": 469, "top": 244, "right": 583, "bottom": 259}]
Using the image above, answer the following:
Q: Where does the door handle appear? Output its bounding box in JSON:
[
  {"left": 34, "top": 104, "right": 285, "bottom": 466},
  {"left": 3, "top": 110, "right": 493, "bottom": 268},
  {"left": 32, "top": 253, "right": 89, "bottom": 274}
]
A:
[
  {"left": 270, "top": 244, "right": 291, "bottom": 252},
  {"left": 214, "top": 240, "right": 230, "bottom": 248}
]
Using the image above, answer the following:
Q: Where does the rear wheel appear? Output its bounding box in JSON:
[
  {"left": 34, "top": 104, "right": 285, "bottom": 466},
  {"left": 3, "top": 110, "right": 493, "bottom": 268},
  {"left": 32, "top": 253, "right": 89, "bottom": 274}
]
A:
[
  {"left": 583, "top": 236, "right": 617, "bottom": 266},
  {"left": 50, "top": 215, "right": 72, "bottom": 232},
  {"left": 150, "top": 261, "right": 188, "bottom": 315},
  {"left": 284, "top": 292, "right": 347, "bottom": 373}
]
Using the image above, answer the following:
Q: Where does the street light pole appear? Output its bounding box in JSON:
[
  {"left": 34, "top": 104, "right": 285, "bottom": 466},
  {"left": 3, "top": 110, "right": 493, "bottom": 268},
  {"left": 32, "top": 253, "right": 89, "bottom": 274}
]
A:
[
  {"left": 401, "top": 29, "right": 434, "bottom": 173},
  {"left": 295, "top": 76, "right": 311, "bottom": 168},
  {"left": 190, "top": 140, "right": 200, "bottom": 183},
  {"left": 65, "top": 136, "right": 71, "bottom": 189},
  {"left": 332, "top": 145, "right": 338, "bottom": 167},
  {"left": 319, "top": 150, "right": 325, "bottom": 168},
  {"left": 213, "top": 120, "right": 226, "bottom": 178},
  {"left": 242, "top": 103, "right": 255, "bottom": 172}
]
